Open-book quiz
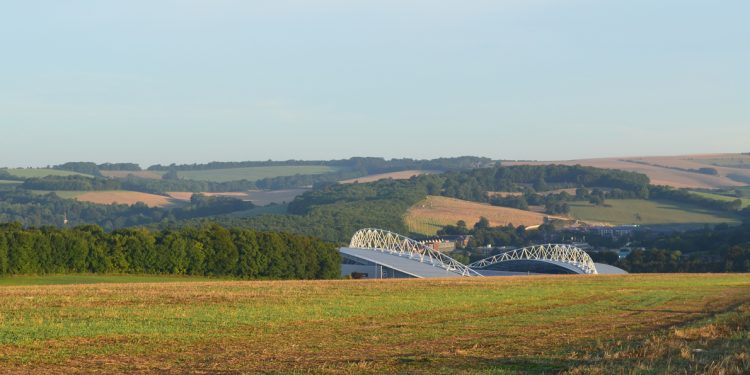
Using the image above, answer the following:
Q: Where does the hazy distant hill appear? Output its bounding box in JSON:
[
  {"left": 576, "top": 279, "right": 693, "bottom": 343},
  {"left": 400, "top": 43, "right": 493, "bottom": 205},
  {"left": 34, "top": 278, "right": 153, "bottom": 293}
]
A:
[{"left": 505, "top": 153, "right": 750, "bottom": 189}]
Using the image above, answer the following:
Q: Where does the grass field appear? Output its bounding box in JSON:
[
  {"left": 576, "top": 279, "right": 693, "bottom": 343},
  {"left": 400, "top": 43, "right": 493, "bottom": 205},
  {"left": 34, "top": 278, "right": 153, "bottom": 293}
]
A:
[
  {"left": 99, "top": 170, "right": 165, "bottom": 180},
  {"left": 0, "top": 180, "right": 22, "bottom": 185},
  {"left": 1, "top": 168, "right": 91, "bottom": 178},
  {"left": 177, "top": 166, "right": 340, "bottom": 182},
  {"left": 405, "top": 196, "right": 559, "bottom": 236},
  {"left": 0, "top": 274, "right": 217, "bottom": 286},
  {"left": 690, "top": 190, "right": 750, "bottom": 209},
  {"left": 0, "top": 274, "right": 748, "bottom": 373},
  {"left": 568, "top": 199, "right": 740, "bottom": 225}
]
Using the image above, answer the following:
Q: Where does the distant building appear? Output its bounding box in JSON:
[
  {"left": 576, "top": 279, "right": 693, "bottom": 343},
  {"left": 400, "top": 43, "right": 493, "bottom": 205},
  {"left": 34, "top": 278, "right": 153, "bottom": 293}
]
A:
[
  {"left": 592, "top": 225, "right": 639, "bottom": 238},
  {"left": 419, "top": 235, "right": 473, "bottom": 253}
]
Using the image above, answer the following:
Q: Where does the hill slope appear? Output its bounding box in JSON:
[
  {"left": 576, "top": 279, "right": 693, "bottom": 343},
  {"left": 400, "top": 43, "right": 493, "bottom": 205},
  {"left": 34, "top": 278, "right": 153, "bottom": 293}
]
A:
[
  {"left": 505, "top": 153, "right": 750, "bottom": 189},
  {"left": 405, "top": 196, "right": 558, "bottom": 235}
]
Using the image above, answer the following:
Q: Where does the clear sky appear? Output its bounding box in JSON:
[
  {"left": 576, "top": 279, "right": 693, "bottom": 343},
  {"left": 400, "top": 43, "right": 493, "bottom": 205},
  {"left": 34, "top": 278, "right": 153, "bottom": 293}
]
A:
[{"left": 1, "top": 0, "right": 748, "bottom": 168}]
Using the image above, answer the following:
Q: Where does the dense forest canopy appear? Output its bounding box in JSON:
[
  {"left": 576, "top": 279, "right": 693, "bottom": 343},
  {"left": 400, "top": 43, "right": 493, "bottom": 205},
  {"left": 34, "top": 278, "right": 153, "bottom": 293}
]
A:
[{"left": 0, "top": 223, "right": 339, "bottom": 279}]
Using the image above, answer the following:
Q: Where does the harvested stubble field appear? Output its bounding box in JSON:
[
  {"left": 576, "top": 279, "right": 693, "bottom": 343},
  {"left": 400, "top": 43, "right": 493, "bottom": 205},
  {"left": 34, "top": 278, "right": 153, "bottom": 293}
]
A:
[
  {"left": 73, "top": 191, "right": 177, "bottom": 207},
  {"left": 340, "top": 170, "right": 441, "bottom": 184},
  {"left": 1, "top": 274, "right": 748, "bottom": 374},
  {"left": 405, "top": 196, "right": 557, "bottom": 235}
]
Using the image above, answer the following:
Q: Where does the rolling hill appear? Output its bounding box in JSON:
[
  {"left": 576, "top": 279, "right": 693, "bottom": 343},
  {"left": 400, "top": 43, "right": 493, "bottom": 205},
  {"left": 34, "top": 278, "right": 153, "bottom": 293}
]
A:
[
  {"left": 340, "top": 170, "right": 441, "bottom": 184},
  {"left": 405, "top": 196, "right": 560, "bottom": 236},
  {"left": 176, "top": 165, "right": 339, "bottom": 182},
  {"left": 505, "top": 153, "right": 750, "bottom": 189}
]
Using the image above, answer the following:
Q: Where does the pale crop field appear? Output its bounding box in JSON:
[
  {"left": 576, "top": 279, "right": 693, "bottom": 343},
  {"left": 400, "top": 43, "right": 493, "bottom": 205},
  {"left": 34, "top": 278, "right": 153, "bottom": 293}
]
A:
[
  {"left": 340, "top": 170, "right": 441, "bottom": 184},
  {"left": 405, "top": 196, "right": 557, "bottom": 235}
]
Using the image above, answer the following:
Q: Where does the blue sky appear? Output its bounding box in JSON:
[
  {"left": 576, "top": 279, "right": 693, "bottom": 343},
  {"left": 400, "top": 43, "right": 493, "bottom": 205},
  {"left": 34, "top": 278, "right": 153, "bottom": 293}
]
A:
[{"left": 1, "top": 0, "right": 748, "bottom": 167}]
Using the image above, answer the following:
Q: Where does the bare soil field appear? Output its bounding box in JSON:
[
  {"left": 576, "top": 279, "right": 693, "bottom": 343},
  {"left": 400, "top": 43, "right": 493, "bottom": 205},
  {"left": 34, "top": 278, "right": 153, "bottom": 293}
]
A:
[
  {"left": 505, "top": 153, "right": 750, "bottom": 189},
  {"left": 405, "top": 196, "right": 560, "bottom": 235},
  {"left": 75, "top": 191, "right": 177, "bottom": 207},
  {"left": 340, "top": 170, "right": 441, "bottom": 184}
]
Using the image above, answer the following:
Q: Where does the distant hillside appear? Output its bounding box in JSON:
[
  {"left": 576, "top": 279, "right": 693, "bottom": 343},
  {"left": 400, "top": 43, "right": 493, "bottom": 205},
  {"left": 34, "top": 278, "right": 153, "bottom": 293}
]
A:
[
  {"left": 340, "top": 170, "right": 440, "bottom": 184},
  {"left": 505, "top": 153, "right": 750, "bottom": 189},
  {"left": 405, "top": 196, "right": 560, "bottom": 236}
]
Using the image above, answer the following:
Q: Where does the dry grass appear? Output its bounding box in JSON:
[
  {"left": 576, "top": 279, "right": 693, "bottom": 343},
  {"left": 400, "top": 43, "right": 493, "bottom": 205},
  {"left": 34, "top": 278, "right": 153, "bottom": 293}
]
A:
[
  {"left": 74, "top": 191, "right": 176, "bottom": 207},
  {"left": 340, "top": 170, "right": 441, "bottom": 184},
  {"left": 0, "top": 274, "right": 748, "bottom": 374},
  {"left": 405, "top": 196, "right": 558, "bottom": 235},
  {"left": 566, "top": 302, "right": 750, "bottom": 374}
]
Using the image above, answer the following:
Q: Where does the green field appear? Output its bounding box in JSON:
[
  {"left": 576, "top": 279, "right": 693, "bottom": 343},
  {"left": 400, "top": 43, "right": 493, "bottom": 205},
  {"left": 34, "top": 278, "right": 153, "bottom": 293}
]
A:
[
  {"left": 177, "top": 165, "right": 340, "bottom": 182},
  {"left": 0, "top": 180, "right": 22, "bottom": 185},
  {"left": 1, "top": 168, "right": 92, "bottom": 178},
  {"left": 0, "top": 274, "right": 749, "bottom": 373},
  {"left": 690, "top": 190, "right": 750, "bottom": 208},
  {"left": 568, "top": 199, "right": 740, "bottom": 225},
  {"left": 0, "top": 274, "right": 218, "bottom": 286}
]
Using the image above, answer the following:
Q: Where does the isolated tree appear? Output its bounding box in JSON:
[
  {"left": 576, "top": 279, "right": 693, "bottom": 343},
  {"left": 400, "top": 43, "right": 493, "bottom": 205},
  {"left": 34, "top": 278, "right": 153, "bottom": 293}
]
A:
[{"left": 474, "top": 217, "right": 490, "bottom": 230}]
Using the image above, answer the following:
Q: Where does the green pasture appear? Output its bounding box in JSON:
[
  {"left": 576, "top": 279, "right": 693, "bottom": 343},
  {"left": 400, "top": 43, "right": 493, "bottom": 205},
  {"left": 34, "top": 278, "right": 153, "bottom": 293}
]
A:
[
  {"left": 1, "top": 168, "right": 92, "bottom": 178},
  {"left": 177, "top": 165, "right": 340, "bottom": 182},
  {"left": 689, "top": 190, "right": 750, "bottom": 208},
  {"left": 568, "top": 199, "right": 740, "bottom": 225},
  {"left": 0, "top": 274, "right": 219, "bottom": 286}
]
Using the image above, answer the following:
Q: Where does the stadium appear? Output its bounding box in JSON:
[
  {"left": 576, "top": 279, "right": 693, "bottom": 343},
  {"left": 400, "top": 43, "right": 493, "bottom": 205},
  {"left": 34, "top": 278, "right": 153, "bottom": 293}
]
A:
[{"left": 340, "top": 228, "right": 627, "bottom": 279}]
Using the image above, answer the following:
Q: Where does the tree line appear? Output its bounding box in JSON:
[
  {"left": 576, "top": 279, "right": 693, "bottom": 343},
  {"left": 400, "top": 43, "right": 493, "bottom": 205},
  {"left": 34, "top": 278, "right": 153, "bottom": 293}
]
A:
[
  {"left": 0, "top": 190, "right": 254, "bottom": 230},
  {"left": 0, "top": 222, "right": 340, "bottom": 279},
  {"left": 147, "top": 156, "right": 495, "bottom": 172}
]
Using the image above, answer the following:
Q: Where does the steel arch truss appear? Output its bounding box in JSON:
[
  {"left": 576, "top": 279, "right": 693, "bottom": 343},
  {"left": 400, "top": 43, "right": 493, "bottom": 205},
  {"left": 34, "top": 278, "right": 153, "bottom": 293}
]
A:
[
  {"left": 469, "top": 244, "right": 598, "bottom": 274},
  {"left": 349, "top": 228, "right": 481, "bottom": 277}
]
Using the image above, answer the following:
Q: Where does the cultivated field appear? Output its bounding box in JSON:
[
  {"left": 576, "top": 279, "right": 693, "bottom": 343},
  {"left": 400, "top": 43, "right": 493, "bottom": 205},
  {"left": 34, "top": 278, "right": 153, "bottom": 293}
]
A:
[
  {"left": 168, "top": 188, "right": 307, "bottom": 206},
  {"left": 177, "top": 166, "right": 339, "bottom": 182},
  {"left": 0, "top": 274, "right": 748, "bottom": 374},
  {"left": 40, "top": 190, "right": 178, "bottom": 207},
  {"left": 99, "top": 170, "right": 165, "bottom": 180},
  {"left": 340, "top": 170, "right": 441, "bottom": 184},
  {"left": 568, "top": 199, "right": 740, "bottom": 225},
  {"left": 405, "top": 196, "right": 557, "bottom": 235},
  {"left": 505, "top": 153, "right": 750, "bottom": 189},
  {"left": 1, "top": 168, "right": 91, "bottom": 178}
]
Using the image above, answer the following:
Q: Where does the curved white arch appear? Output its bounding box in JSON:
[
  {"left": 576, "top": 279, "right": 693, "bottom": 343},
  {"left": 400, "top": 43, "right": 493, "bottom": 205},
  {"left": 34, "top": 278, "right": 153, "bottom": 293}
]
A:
[
  {"left": 469, "top": 244, "right": 598, "bottom": 274},
  {"left": 349, "top": 228, "right": 481, "bottom": 277}
]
